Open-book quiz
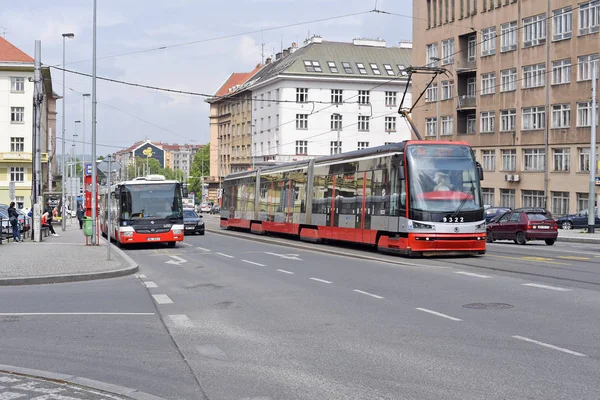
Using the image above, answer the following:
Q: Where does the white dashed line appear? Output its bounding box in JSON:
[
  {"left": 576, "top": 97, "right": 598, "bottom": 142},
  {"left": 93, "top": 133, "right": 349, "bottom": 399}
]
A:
[
  {"left": 415, "top": 308, "right": 462, "bottom": 321},
  {"left": 168, "top": 314, "right": 194, "bottom": 328},
  {"left": 152, "top": 294, "right": 173, "bottom": 304},
  {"left": 310, "top": 277, "right": 332, "bottom": 284},
  {"left": 512, "top": 335, "right": 587, "bottom": 357},
  {"left": 522, "top": 283, "right": 571, "bottom": 292},
  {"left": 353, "top": 289, "right": 384, "bottom": 299},
  {"left": 0, "top": 313, "right": 155, "bottom": 316},
  {"left": 454, "top": 271, "right": 491, "bottom": 279},
  {"left": 276, "top": 269, "right": 295, "bottom": 274},
  {"left": 242, "top": 260, "right": 266, "bottom": 266},
  {"left": 197, "top": 247, "right": 211, "bottom": 252},
  {"left": 216, "top": 252, "right": 234, "bottom": 258},
  {"left": 143, "top": 281, "right": 158, "bottom": 288},
  {"left": 180, "top": 242, "right": 193, "bottom": 247},
  {"left": 136, "top": 274, "right": 147, "bottom": 279}
]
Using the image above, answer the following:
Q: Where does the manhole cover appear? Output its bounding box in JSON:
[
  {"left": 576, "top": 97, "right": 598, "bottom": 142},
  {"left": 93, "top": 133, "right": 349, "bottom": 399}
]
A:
[
  {"left": 462, "top": 303, "right": 514, "bottom": 310},
  {"left": 0, "top": 316, "right": 21, "bottom": 322}
]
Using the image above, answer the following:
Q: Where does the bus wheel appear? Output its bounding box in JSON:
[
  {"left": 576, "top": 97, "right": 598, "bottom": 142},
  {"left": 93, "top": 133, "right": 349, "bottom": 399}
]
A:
[{"left": 167, "top": 242, "right": 176, "bottom": 248}]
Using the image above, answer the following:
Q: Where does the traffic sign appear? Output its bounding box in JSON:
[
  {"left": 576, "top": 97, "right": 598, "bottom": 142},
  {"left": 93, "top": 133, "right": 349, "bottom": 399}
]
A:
[{"left": 85, "top": 163, "right": 93, "bottom": 176}]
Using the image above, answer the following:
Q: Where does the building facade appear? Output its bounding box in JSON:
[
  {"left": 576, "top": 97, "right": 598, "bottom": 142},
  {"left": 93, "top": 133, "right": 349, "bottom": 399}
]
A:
[
  {"left": 0, "top": 37, "right": 57, "bottom": 208},
  {"left": 413, "top": 0, "right": 599, "bottom": 216},
  {"left": 163, "top": 143, "right": 203, "bottom": 177}
]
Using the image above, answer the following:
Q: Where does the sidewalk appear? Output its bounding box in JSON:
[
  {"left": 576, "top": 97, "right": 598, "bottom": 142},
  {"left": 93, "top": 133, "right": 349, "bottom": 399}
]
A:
[
  {"left": 558, "top": 229, "right": 600, "bottom": 244},
  {"left": 0, "top": 219, "right": 138, "bottom": 285}
]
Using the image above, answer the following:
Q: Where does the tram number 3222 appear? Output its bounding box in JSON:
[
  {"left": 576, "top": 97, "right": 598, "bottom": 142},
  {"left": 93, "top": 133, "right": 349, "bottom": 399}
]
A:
[{"left": 443, "top": 216, "right": 465, "bottom": 223}]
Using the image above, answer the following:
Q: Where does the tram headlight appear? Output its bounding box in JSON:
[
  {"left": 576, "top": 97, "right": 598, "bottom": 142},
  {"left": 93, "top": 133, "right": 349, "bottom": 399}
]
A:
[
  {"left": 173, "top": 229, "right": 183, "bottom": 234},
  {"left": 413, "top": 222, "right": 434, "bottom": 230},
  {"left": 475, "top": 222, "right": 486, "bottom": 231}
]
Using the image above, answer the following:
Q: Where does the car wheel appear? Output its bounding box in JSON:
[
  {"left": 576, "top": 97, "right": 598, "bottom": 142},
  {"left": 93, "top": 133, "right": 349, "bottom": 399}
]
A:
[
  {"left": 486, "top": 230, "right": 494, "bottom": 243},
  {"left": 545, "top": 239, "right": 555, "bottom": 245},
  {"left": 561, "top": 221, "right": 573, "bottom": 230},
  {"left": 515, "top": 232, "right": 527, "bottom": 245},
  {"left": 200, "top": 231, "right": 205, "bottom": 235}
]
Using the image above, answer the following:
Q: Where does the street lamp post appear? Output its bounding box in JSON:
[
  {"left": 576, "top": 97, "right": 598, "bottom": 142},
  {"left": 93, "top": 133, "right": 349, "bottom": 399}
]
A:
[
  {"left": 74, "top": 120, "right": 81, "bottom": 193},
  {"left": 82, "top": 93, "right": 90, "bottom": 185},
  {"left": 61, "top": 32, "right": 75, "bottom": 232},
  {"left": 430, "top": 57, "right": 441, "bottom": 141},
  {"left": 72, "top": 134, "right": 78, "bottom": 218}
]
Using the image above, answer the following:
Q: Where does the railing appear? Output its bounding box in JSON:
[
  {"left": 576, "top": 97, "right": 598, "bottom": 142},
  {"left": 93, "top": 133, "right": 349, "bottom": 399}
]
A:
[
  {"left": 455, "top": 58, "right": 477, "bottom": 71},
  {"left": 457, "top": 95, "right": 477, "bottom": 109}
]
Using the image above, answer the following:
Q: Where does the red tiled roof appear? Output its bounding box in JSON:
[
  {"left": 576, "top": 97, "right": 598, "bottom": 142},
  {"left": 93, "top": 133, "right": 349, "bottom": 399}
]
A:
[
  {"left": 0, "top": 37, "right": 34, "bottom": 63},
  {"left": 214, "top": 65, "right": 262, "bottom": 97}
]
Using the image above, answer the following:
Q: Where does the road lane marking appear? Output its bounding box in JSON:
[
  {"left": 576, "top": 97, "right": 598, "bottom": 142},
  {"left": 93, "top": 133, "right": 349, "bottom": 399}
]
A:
[
  {"left": 512, "top": 335, "right": 587, "bottom": 357},
  {"left": 180, "top": 242, "right": 193, "bottom": 247},
  {"left": 168, "top": 314, "right": 194, "bottom": 328},
  {"left": 135, "top": 274, "right": 147, "bottom": 279},
  {"left": 487, "top": 254, "right": 570, "bottom": 265},
  {"left": 415, "top": 308, "right": 462, "bottom": 321},
  {"left": 165, "top": 255, "right": 187, "bottom": 265},
  {"left": 276, "top": 269, "right": 295, "bottom": 274},
  {"left": 216, "top": 252, "right": 234, "bottom": 258},
  {"left": 152, "top": 294, "right": 173, "bottom": 304},
  {"left": 242, "top": 260, "right": 266, "bottom": 266},
  {"left": 454, "top": 271, "right": 491, "bottom": 279},
  {"left": 197, "top": 247, "right": 211, "bottom": 252},
  {"left": 143, "top": 281, "right": 158, "bottom": 288},
  {"left": 353, "top": 289, "right": 384, "bottom": 299},
  {"left": 0, "top": 313, "right": 154, "bottom": 316},
  {"left": 310, "top": 277, "right": 332, "bottom": 284},
  {"left": 557, "top": 255, "right": 590, "bottom": 260},
  {"left": 522, "top": 283, "right": 571, "bottom": 292},
  {"left": 265, "top": 251, "right": 302, "bottom": 260}
]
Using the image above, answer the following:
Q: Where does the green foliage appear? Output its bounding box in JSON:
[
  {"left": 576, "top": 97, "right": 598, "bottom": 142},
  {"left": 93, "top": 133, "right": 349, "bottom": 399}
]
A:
[{"left": 189, "top": 144, "right": 210, "bottom": 196}]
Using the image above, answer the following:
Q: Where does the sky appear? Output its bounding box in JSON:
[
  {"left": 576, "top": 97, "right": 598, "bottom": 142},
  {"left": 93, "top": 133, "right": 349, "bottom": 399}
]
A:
[{"left": 1, "top": 0, "right": 413, "bottom": 155}]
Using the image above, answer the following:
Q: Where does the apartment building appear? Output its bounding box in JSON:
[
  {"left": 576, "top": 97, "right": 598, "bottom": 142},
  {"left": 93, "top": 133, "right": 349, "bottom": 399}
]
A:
[
  {"left": 162, "top": 143, "right": 203, "bottom": 178},
  {"left": 413, "top": 0, "right": 599, "bottom": 216}
]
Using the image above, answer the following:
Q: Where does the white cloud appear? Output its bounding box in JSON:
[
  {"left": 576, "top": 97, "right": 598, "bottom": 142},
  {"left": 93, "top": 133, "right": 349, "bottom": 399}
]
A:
[{"left": 235, "top": 36, "right": 263, "bottom": 66}]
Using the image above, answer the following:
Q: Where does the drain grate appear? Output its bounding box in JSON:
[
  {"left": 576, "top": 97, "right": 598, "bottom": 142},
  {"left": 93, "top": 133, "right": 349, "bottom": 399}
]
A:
[
  {"left": 0, "top": 316, "right": 21, "bottom": 322},
  {"left": 462, "top": 303, "right": 514, "bottom": 310}
]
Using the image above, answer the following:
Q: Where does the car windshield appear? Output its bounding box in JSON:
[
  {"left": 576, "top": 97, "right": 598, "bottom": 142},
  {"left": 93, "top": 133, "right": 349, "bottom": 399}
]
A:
[
  {"left": 527, "top": 213, "right": 552, "bottom": 221},
  {"left": 184, "top": 210, "right": 198, "bottom": 218}
]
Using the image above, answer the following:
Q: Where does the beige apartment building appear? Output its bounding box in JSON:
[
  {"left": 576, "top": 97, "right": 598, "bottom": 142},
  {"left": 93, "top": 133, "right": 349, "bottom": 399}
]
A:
[{"left": 412, "top": 0, "right": 599, "bottom": 216}]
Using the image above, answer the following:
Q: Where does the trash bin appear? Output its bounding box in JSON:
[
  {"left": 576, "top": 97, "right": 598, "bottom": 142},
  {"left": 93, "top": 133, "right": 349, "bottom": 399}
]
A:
[{"left": 83, "top": 216, "right": 93, "bottom": 237}]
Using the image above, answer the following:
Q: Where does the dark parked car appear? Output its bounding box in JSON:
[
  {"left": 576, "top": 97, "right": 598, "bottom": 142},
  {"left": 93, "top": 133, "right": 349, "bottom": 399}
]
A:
[
  {"left": 487, "top": 210, "right": 558, "bottom": 245},
  {"left": 484, "top": 207, "right": 512, "bottom": 223},
  {"left": 183, "top": 209, "right": 205, "bottom": 235},
  {"left": 209, "top": 204, "right": 220, "bottom": 214},
  {"left": 555, "top": 208, "right": 600, "bottom": 230}
]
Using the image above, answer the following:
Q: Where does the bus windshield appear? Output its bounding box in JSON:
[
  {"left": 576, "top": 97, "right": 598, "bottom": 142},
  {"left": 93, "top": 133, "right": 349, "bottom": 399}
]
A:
[
  {"left": 120, "top": 183, "right": 183, "bottom": 220},
  {"left": 407, "top": 144, "right": 482, "bottom": 213}
]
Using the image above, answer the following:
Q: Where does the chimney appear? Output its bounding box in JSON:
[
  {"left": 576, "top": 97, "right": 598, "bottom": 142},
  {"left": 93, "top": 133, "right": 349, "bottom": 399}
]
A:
[
  {"left": 290, "top": 42, "right": 298, "bottom": 53},
  {"left": 265, "top": 57, "right": 272, "bottom": 64},
  {"left": 275, "top": 52, "right": 282, "bottom": 60},
  {"left": 399, "top": 41, "right": 413, "bottom": 49},
  {"left": 282, "top": 48, "right": 289, "bottom": 57}
]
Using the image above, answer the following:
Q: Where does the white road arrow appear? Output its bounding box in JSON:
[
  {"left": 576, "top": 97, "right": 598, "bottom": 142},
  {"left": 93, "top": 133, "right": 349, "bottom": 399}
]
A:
[
  {"left": 264, "top": 252, "right": 303, "bottom": 261},
  {"left": 165, "top": 255, "right": 188, "bottom": 265}
]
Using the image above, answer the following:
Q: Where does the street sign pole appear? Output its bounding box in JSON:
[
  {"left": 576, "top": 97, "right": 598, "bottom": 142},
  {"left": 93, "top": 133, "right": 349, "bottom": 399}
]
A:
[
  {"left": 588, "top": 62, "right": 597, "bottom": 233},
  {"left": 106, "top": 155, "right": 112, "bottom": 260}
]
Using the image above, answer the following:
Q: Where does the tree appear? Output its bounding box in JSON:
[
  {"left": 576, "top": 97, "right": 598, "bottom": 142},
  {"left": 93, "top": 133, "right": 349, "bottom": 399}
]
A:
[{"left": 189, "top": 144, "right": 210, "bottom": 196}]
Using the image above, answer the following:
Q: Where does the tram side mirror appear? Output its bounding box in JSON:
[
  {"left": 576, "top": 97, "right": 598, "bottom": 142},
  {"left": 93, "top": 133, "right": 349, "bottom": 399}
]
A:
[
  {"left": 476, "top": 162, "right": 484, "bottom": 181},
  {"left": 398, "top": 165, "right": 405, "bottom": 180}
]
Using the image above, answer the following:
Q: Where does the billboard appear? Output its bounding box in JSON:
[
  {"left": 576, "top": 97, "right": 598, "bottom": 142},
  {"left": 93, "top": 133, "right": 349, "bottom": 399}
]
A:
[{"left": 134, "top": 142, "right": 165, "bottom": 168}]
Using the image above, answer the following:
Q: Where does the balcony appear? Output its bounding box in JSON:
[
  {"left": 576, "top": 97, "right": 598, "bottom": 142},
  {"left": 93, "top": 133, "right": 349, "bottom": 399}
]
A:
[
  {"left": 0, "top": 152, "right": 32, "bottom": 162},
  {"left": 455, "top": 58, "right": 477, "bottom": 72},
  {"left": 456, "top": 95, "right": 477, "bottom": 110}
]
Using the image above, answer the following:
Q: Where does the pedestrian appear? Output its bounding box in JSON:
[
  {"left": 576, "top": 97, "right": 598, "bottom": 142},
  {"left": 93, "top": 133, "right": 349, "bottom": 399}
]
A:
[
  {"left": 42, "top": 212, "right": 58, "bottom": 236},
  {"left": 77, "top": 204, "right": 84, "bottom": 229},
  {"left": 7, "top": 202, "right": 22, "bottom": 242}
]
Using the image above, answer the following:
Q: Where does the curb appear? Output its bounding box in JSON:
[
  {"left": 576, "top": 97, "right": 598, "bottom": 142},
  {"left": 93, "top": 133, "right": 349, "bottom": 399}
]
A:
[
  {"left": 0, "top": 364, "right": 166, "bottom": 400},
  {"left": 557, "top": 236, "right": 600, "bottom": 244}
]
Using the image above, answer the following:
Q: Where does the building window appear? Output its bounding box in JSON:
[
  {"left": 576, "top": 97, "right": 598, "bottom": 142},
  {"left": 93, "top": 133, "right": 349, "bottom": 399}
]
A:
[
  {"left": 426, "top": 84, "right": 438, "bottom": 102},
  {"left": 385, "top": 116, "right": 397, "bottom": 132},
  {"left": 500, "top": 68, "right": 516, "bottom": 92},
  {"left": 523, "top": 148, "right": 545, "bottom": 171},
  {"left": 296, "top": 114, "right": 308, "bottom": 130},
  {"left": 502, "top": 149, "right": 517, "bottom": 171},
  {"left": 553, "top": 148, "right": 570, "bottom": 172},
  {"left": 304, "top": 60, "right": 322, "bottom": 72},
  {"left": 426, "top": 117, "right": 438, "bottom": 137},
  {"left": 481, "top": 27, "right": 497, "bottom": 56},
  {"left": 253, "top": 96, "right": 257, "bottom": 111},
  {"left": 441, "top": 116, "right": 454, "bottom": 135},
  {"left": 552, "top": 59, "right": 571, "bottom": 85},
  {"left": 553, "top": 7, "right": 572, "bottom": 40},
  {"left": 10, "top": 107, "right": 24, "bottom": 123},
  {"left": 385, "top": 91, "right": 397, "bottom": 107},
  {"left": 383, "top": 64, "right": 395, "bottom": 75},
  {"left": 577, "top": 101, "right": 599, "bottom": 127},
  {"left": 267, "top": 92, "right": 271, "bottom": 107},
  {"left": 441, "top": 38, "right": 455, "bottom": 64},
  {"left": 10, "top": 77, "right": 25, "bottom": 92},
  {"left": 426, "top": 43, "right": 439, "bottom": 66},
  {"left": 331, "top": 89, "right": 343, "bottom": 104},
  {"left": 467, "top": 34, "right": 477, "bottom": 61},
  {"left": 577, "top": 54, "right": 599, "bottom": 81},
  {"left": 482, "top": 188, "right": 495, "bottom": 206},
  {"left": 358, "top": 115, "right": 370, "bottom": 131},
  {"left": 522, "top": 63, "right": 546, "bottom": 88},
  {"left": 523, "top": 14, "right": 546, "bottom": 47},
  {"left": 579, "top": 0, "right": 600, "bottom": 35},
  {"left": 500, "top": 110, "right": 517, "bottom": 132},
  {"left": 577, "top": 193, "right": 589, "bottom": 212},
  {"left": 466, "top": 77, "right": 476, "bottom": 97},
  {"left": 370, "top": 63, "right": 381, "bottom": 75},
  {"left": 522, "top": 190, "right": 546, "bottom": 208},
  {"left": 295, "top": 140, "right": 308, "bottom": 155},
  {"left": 500, "top": 189, "right": 516, "bottom": 208},
  {"left": 356, "top": 63, "right": 368, "bottom": 74},
  {"left": 551, "top": 104, "right": 571, "bottom": 128},
  {"left": 441, "top": 80, "right": 454, "bottom": 100},
  {"left": 10, "top": 137, "right": 24, "bottom": 152},
  {"left": 327, "top": 61, "right": 338, "bottom": 73},
  {"left": 330, "top": 141, "right": 342, "bottom": 155},
  {"left": 358, "top": 90, "right": 370, "bottom": 105},
  {"left": 481, "top": 150, "right": 496, "bottom": 171},
  {"left": 10, "top": 167, "right": 24, "bottom": 182},
  {"left": 357, "top": 141, "right": 369, "bottom": 150},
  {"left": 480, "top": 112, "right": 495, "bottom": 133},
  {"left": 466, "top": 114, "right": 476, "bottom": 134},
  {"left": 481, "top": 72, "right": 496, "bottom": 95},
  {"left": 296, "top": 88, "right": 308, "bottom": 103},
  {"left": 500, "top": 21, "right": 517, "bottom": 52},
  {"left": 331, "top": 114, "right": 343, "bottom": 131},
  {"left": 522, "top": 107, "right": 545, "bottom": 130},
  {"left": 260, "top": 94, "right": 264, "bottom": 109},
  {"left": 342, "top": 62, "right": 353, "bottom": 74}
]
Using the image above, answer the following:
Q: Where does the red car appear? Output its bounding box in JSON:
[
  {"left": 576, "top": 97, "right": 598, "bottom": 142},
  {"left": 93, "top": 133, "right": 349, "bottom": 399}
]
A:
[{"left": 486, "top": 210, "right": 558, "bottom": 245}]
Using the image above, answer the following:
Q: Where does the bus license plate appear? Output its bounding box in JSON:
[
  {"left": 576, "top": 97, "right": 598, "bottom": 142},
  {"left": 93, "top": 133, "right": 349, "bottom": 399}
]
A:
[{"left": 147, "top": 237, "right": 161, "bottom": 241}]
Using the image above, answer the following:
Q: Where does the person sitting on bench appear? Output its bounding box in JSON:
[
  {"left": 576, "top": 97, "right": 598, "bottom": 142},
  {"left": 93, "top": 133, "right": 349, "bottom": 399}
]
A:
[{"left": 41, "top": 212, "right": 58, "bottom": 236}]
